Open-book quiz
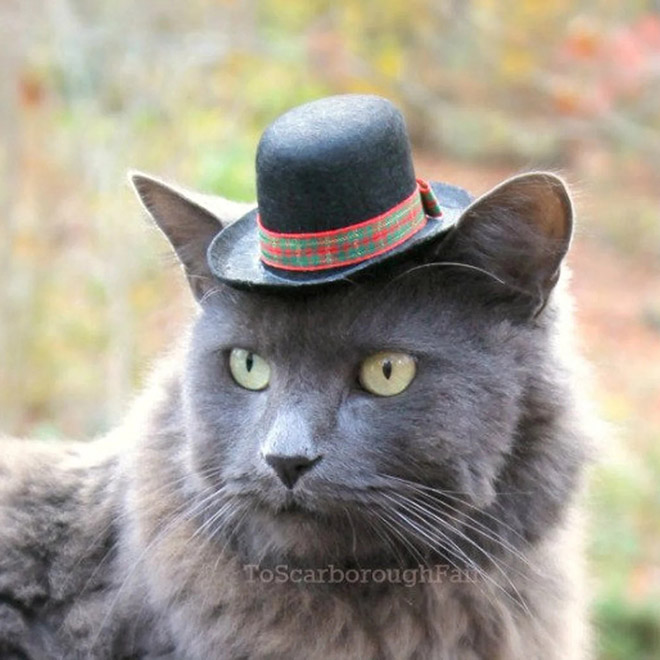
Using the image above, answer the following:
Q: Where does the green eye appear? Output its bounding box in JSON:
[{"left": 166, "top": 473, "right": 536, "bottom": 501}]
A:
[
  {"left": 229, "top": 348, "right": 271, "bottom": 391},
  {"left": 359, "top": 351, "right": 416, "bottom": 397}
]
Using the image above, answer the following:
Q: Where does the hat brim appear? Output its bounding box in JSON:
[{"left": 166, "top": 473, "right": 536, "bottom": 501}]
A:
[{"left": 207, "top": 182, "right": 473, "bottom": 290}]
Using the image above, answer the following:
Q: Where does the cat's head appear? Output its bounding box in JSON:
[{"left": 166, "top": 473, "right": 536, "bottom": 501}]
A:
[{"left": 132, "top": 172, "right": 583, "bottom": 570}]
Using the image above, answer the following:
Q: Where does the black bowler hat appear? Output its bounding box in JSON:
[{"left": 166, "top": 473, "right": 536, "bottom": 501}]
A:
[{"left": 207, "top": 95, "right": 472, "bottom": 289}]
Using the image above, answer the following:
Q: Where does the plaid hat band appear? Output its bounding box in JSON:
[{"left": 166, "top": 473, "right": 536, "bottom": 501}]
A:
[{"left": 258, "top": 179, "right": 442, "bottom": 272}]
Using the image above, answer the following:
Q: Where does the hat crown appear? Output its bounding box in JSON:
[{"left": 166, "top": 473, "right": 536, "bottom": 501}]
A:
[{"left": 256, "top": 94, "right": 417, "bottom": 234}]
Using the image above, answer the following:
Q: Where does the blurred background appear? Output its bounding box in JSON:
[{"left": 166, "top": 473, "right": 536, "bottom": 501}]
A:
[{"left": 0, "top": 0, "right": 659, "bottom": 656}]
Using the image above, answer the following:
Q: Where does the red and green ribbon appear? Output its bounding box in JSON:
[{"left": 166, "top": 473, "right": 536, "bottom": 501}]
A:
[{"left": 258, "top": 178, "right": 442, "bottom": 272}]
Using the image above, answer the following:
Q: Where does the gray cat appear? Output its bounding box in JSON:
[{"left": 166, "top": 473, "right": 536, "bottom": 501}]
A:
[{"left": 0, "top": 169, "right": 591, "bottom": 658}]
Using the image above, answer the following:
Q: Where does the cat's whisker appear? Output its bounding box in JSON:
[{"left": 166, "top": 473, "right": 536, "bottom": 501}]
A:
[
  {"left": 183, "top": 489, "right": 241, "bottom": 588},
  {"left": 198, "top": 284, "right": 225, "bottom": 305},
  {"left": 91, "top": 482, "right": 233, "bottom": 649},
  {"left": 356, "top": 492, "right": 429, "bottom": 567},
  {"left": 386, "top": 491, "right": 533, "bottom": 617},
  {"left": 65, "top": 468, "right": 229, "bottom": 635},
  {"left": 361, "top": 489, "right": 465, "bottom": 572},
  {"left": 66, "top": 464, "right": 227, "bottom": 588},
  {"left": 190, "top": 496, "right": 235, "bottom": 541},
  {"left": 197, "top": 498, "right": 247, "bottom": 579},
  {"left": 377, "top": 504, "right": 495, "bottom": 603},
  {"left": 386, "top": 492, "right": 513, "bottom": 578},
  {"left": 215, "top": 501, "right": 251, "bottom": 560},
  {"left": 380, "top": 493, "right": 474, "bottom": 571},
  {"left": 403, "top": 488, "right": 535, "bottom": 572},
  {"left": 380, "top": 473, "right": 530, "bottom": 544},
  {"left": 196, "top": 500, "right": 252, "bottom": 615},
  {"left": 372, "top": 508, "right": 432, "bottom": 570},
  {"left": 376, "top": 492, "right": 513, "bottom": 613},
  {"left": 355, "top": 491, "right": 426, "bottom": 567},
  {"left": 377, "top": 475, "right": 533, "bottom": 569},
  {"left": 383, "top": 494, "right": 520, "bottom": 609},
  {"left": 384, "top": 260, "right": 509, "bottom": 290},
  {"left": 383, "top": 473, "right": 532, "bottom": 498},
  {"left": 360, "top": 511, "right": 409, "bottom": 570}
]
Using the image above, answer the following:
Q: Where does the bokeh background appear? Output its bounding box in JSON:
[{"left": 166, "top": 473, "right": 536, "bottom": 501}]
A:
[{"left": 1, "top": 1, "right": 659, "bottom": 657}]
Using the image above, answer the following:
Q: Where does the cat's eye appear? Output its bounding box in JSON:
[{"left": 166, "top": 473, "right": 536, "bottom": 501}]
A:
[
  {"left": 358, "top": 351, "right": 416, "bottom": 397},
  {"left": 229, "top": 348, "right": 271, "bottom": 391}
]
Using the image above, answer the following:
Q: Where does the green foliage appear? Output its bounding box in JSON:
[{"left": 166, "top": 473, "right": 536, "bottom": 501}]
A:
[
  {"left": 587, "top": 435, "right": 660, "bottom": 659},
  {"left": 596, "top": 595, "right": 660, "bottom": 660}
]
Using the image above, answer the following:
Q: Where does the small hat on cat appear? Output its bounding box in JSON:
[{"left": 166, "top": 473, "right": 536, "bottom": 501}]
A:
[{"left": 208, "top": 94, "right": 472, "bottom": 288}]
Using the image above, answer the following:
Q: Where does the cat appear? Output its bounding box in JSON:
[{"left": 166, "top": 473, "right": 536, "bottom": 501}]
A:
[{"left": 0, "top": 169, "right": 592, "bottom": 659}]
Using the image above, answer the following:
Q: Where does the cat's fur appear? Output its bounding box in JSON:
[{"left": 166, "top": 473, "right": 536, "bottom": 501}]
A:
[{"left": 0, "top": 172, "right": 592, "bottom": 659}]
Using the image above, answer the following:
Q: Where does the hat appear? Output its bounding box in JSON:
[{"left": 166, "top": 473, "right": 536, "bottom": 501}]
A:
[{"left": 207, "top": 95, "right": 473, "bottom": 289}]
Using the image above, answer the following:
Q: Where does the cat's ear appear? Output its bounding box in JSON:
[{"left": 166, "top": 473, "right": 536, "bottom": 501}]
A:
[
  {"left": 130, "top": 172, "right": 248, "bottom": 300},
  {"left": 443, "top": 172, "right": 573, "bottom": 317}
]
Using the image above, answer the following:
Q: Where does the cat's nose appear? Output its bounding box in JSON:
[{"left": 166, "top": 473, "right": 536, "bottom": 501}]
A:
[{"left": 264, "top": 453, "right": 322, "bottom": 489}]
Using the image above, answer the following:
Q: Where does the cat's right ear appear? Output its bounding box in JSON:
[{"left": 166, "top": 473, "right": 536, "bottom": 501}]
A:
[
  {"left": 130, "top": 172, "right": 247, "bottom": 301},
  {"left": 437, "top": 172, "right": 573, "bottom": 318}
]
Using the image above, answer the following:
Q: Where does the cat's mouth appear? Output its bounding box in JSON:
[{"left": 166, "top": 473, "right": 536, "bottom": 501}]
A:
[
  {"left": 267, "top": 490, "right": 332, "bottom": 520},
  {"left": 225, "top": 475, "right": 327, "bottom": 516},
  {"left": 276, "top": 494, "right": 307, "bottom": 514}
]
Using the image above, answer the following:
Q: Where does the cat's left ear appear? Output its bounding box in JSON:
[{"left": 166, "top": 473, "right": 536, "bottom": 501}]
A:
[
  {"left": 442, "top": 172, "right": 573, "bottom": 317},
  {"left": 130, "top": 172, "right": 249, "bottom": 300}
]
